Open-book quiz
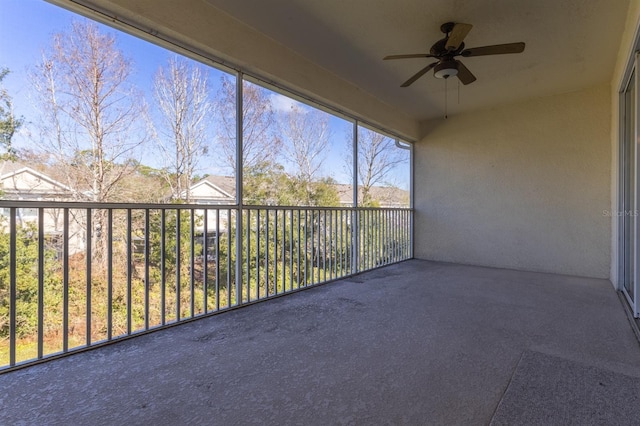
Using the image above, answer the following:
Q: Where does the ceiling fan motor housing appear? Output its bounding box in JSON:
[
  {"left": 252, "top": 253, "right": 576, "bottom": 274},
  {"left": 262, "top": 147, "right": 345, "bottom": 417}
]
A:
[{"left": 434, "top": 60, "right": 458, "bottom": 79}]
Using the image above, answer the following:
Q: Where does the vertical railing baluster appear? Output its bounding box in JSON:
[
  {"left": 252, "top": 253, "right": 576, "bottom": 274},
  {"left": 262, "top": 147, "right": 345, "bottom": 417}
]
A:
[
  {"left": 190, "top": 209, "right": 195, "bottom": 318},
  {"left": 375, "top": 210, "right": 380, "bottom": 267},
  {"left": 370, "top": 210, "right": 374, "bottom": 268},
  {"left": 375, "top": 210, "right": 378, "bottom": 267},
  {"left": 86, "top": 209, "right": 92, "bottom": 345},
  {"left": 369, "top": 210, "right": 373, "bottom": 269},
  {"left": 256, "top": 209, "right": 261, "bottom": 300},
  {"left": 203, "top": 209, "right": 208, "bottom": 313},
  {"left": 409, "top": 209, "right": 412, "bottom": 259},
  {"left": 369, "top": 209, "right": 373, "bottom": 269},
  {"left": 289, "top": 209, "right": 293, "bottom": 291},
  {"left": 398, "top": 209, "right": 402, "bottom": 260},
  {"left": 312, "top": 210, "right": 316, "bottom": 285},
  {"left": 160, "top": 209, "right": 166, "bottom": 326},
  {"left": 342, "top": 210, "right": 346, "bottom": 277},
  {"left": 305, "top": 210, "right": 309, "bottom": 287},
  {"left": 357, "top": 209, "right": 362, "bottom": 272},
  {"left": 353, "top": 208, "right": 358, "bottom": 275},
  {"left": 378, "top": 210, "right": 382, "bottom": 266},
  {"left": 328, "top": 210, "right": 332, "bottom": 281},
  {"left": 367, "top": 209, "right": 371, "bottom": 270},
  {"left": 266, "top": 209, "right": 270, "bottom": 296},
  {"left": 107, "top": 209, "right": 113, "bottom": 340},
  {"left": 246, "top": 209, "right": 251, "bottom": 302},
  {"left": 297, "top": 209, "right": 301, "bottom": 289},
  {"left": 361, "top": 209, "right": 366, "bottom": 270},
  {"left": 323, "top": 210, "right": 327, "bottom": 282},
  {"left": 37, "top": 208, "right": 44, "bottom": 359},
  {"left": 63, "top": 208, "right": 69, "bottom": 352},
  {"left": 318, "top": 209, "right": 321, "bottom": 283},
  {"left": 226, "top": 208, "right": 231, "bottom": 308},
  {"left": 385, "top": 209, "right": 389, "bottom": 265},
  {"left": 126, "top": 209, "right": 132, "bottom": 334},
  {"left": 274, "top": 210, "right": 279, "bottom": 295},
  {"left": 338, "top": 210, "right": 342, "bottom": 277},
  {"left": 402, "top": 209, "right": 406, "bottom": 259},
  {"left": 335, "top": 210, "right": 339, "bottom": 277},
  {"left": 144, "top": 209, "right": 150, "bottom": 329},
  {"left": 398, "top": 209, "right": 402, "bottom": 259},
  {"left": 393, "top": 210, "right": 397, "bottom": 262},
  {"left": 400, "top": 209, "right": 404, "bottom": 259},
  {"left": 396, "top": 209, "right": 400, "bottom": 261},
  {"left": 392, "top": 209, "right": 396, "bottom": 263},
  {"left": 176, "top": 209, "right": 181, "bottom": 320},
  {"left": 9, "top": 207, "right": 16, "bottom": 366},
  {"left": 370, "top": 209, "right": 374, "bottom": 268},
  {"left": 384, "top": 209, "right": 387, "bottom": 263},
  {"left": 282, "top": 210, "right": 286, "bottom": 292},
  {"left": 215, "top": 209, "right": 220, "bottom": 311}
]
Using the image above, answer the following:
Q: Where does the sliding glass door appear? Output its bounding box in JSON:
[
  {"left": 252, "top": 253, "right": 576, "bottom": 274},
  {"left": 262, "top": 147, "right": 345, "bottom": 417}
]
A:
[{"left": 620, "top": 62, "right": 639, "bottom": 317}]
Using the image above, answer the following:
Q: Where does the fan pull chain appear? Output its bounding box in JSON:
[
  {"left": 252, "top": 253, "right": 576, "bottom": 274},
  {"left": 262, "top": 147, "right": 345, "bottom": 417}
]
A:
[
  {"left": 444, "top": 77, "right": 448, "bottom": 119},
  {"left": 457, "top": 78, "right": 460, "bottom": 104}
]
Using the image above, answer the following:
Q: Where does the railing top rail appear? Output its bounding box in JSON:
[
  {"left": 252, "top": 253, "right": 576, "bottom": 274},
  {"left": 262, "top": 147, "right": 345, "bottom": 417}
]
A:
[
  {"left": 0, "top": 200, "right": 239, "bottom": 210},
  {"left": 0, "top": 200, "right": 412, "bottom": 211},
  {"left": 242, "top": 205, "right": 412, "bottom": 212}
]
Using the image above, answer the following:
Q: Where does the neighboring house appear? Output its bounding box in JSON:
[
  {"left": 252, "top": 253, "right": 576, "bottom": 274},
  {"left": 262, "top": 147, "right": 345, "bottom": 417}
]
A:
[
  {"left": 184, "top": 175, "right": 236, "bottom": 205},
  {"left": 176, "top": 176, "right": 236, "bottom": 255},
  {"left": 0, "top": 161, "right": 75, "bottom": 200},
  {"left": 185, "top": 175, "right": 409, "bottom": 208},
  {"left": 0, "top": 161, "right": 85, "bottom": 255}
]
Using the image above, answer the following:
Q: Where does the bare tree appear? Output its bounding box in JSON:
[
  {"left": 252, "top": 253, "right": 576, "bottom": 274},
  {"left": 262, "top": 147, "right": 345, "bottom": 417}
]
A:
[
  {"left": 215, "top": 77, "right": 283, "bottom": 204},
  {"left": 153, "top": 56, "right": 213, "bottom": 202},
  {"left": 279, "top": 103, "right": 330, "bottom": 205},
  {"left": 216, "top": 77, "right": 281, "bottom": 175},
  {"left": 29, "top": 20, "right": 147, "bottom": 260},
  {"left": 355, "top": 128, "right": 405, "bottom": 206}
]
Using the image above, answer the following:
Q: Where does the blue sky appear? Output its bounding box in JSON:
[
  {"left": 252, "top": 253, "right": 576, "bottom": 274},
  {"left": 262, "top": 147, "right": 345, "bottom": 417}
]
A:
[{"left": 0, "top": 0, "right": 408, "bottom": 189}]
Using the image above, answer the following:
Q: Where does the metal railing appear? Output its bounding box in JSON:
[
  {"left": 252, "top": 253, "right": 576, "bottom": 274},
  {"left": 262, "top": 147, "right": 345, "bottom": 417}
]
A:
[{"left": 0, "top": 201, "right": 411, "bottom": 371}]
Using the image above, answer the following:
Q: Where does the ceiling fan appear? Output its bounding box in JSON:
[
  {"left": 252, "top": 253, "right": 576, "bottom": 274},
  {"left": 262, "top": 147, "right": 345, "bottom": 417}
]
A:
[{"left": 384, "top": 22, "right": 525, "bottom": 87}]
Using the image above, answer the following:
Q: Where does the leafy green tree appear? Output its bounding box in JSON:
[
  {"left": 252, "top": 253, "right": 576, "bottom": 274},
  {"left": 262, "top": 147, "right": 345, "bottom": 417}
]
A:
[
  {"left": 0, "top": 68, "right": 23, "bottom": 160},
  {"left": 0, "top": 221, "right": 61, "bottom": 340}
]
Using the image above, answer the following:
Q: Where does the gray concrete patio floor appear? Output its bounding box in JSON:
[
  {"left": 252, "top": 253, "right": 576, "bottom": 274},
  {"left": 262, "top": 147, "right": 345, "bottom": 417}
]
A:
[{"left": 2, "top": 259, "right": 640, "bottom": 425}]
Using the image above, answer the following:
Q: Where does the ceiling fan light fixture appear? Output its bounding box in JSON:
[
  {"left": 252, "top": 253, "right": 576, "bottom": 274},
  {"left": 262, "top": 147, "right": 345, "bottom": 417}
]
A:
[{"left": 433, "top": 61, "right": 458, "bottom": 79}]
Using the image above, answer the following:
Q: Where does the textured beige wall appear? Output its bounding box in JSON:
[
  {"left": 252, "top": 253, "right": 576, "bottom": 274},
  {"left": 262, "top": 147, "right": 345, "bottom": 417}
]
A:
[
  {"left": 610, "top": 0, "right": 640, "bottom": 284},
  {"left": 415, "top": 85, "right": 612, "bottom": 278}
]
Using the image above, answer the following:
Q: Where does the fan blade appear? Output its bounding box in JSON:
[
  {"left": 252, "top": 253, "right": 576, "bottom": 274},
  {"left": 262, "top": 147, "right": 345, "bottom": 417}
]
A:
[
  {"left": 401, "top": 62, "right": 438, "bottom": 87},
  {"left": 446, "top": 23, "right": 473, "bottom": 51},
  {"left": 462, "top": 42, "right": 525, "bottom": 57},
  {"left": 384, "top": 54, "right": 435, "bottom": 60},
  {"left": 456, "top": 60, "right": 476, "bottom": 85}
]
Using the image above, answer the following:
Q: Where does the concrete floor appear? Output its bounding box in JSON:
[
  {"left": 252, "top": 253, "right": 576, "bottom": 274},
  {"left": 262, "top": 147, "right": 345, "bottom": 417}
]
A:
[{"left": 1, "top": 260, "right": 640, "bottom": 425}]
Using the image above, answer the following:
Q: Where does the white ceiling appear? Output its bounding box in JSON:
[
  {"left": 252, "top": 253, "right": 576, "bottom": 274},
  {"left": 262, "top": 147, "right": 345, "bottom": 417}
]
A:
[{"left": 204, "top": 0, "right": 630, "bottom": 121}]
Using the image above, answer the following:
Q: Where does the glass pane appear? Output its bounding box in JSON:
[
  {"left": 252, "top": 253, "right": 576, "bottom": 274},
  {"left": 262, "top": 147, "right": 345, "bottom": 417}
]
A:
[
  {"left": 357, "top": 126, "right": 410, "bottom": 207},
  {"left": 623, "top": 69, "right": 636, "bottom": 300},
  {"left": 0, "top": 0, "right": 236, "bottom": 205},
  {"left": 242, "top": 80, "right": 353, "bottom": 206}
]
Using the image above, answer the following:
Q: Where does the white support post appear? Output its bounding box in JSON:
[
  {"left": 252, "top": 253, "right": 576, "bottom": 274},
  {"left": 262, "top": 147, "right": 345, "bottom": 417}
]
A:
[{"left": 235, "top": 72, "right": 244, "bottom": 305}]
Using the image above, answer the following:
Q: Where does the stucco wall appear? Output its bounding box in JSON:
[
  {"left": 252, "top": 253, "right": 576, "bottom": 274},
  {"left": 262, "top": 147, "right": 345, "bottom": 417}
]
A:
[
  {"left": 415, "top": 85, "right": 611, "bottom": 278},
  {"left": 610, "top": 0, "right": 640, "bottom": 284}
]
